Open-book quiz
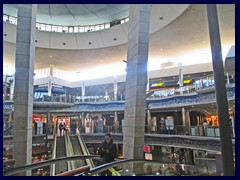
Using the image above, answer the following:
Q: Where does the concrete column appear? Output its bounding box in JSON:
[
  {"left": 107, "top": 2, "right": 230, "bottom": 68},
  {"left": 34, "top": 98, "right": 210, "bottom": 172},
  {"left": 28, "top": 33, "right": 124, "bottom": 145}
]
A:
[
  {"left": 114, "top": 111, "right": 118, "bottom": 124},
  {"left": 147, "top": 110, "right": 151, "bottom": 133},
  {"left": 114, "top": 78, "right": 118, "bottom": 101},
  {"left": 49, "top": 64, "right": 54, "bottom": 76},
  {"left": 10, "top": 79, "right": 15, "bottom": 101},
  {"left": 178, "top": 62, "right": 183, "bottom": 94},
  {"left": 186, "top": 110, "right": 190, "bottom": 126},
  {"left": 226, "top": 73, "right": 230, "bottom": 84},
  {"left": 82, "top": 81, "right": 85, "bottom": 102},
  {"left": 48, "top": 77, "right": 52, "bottom": 96},
  {"left": 206, "top": 4, "right": 235, "bottom": 176},
  {"left": 181, "top": 107, "right": 186, "bottom": 126},
  {"left": 146, "top": 77, "right": 150, "bottom": 92},
  {"left": 215, "top": 153, "right": 224, "bottom": 176},
  {"left": 13, "top": 4, "right": 37, "bottom": 176},
  {"left": 123, "top": 4, "right": 151, "bottom": 159},
  {"left": 206, "top": 76, "right": 209, "bottom": 87}
]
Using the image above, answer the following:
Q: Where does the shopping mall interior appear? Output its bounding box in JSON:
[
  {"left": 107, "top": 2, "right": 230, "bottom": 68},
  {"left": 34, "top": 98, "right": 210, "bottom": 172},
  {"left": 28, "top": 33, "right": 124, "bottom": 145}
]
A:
[{"left": 3, "top": 4, "right": 235, "bottom": 176}]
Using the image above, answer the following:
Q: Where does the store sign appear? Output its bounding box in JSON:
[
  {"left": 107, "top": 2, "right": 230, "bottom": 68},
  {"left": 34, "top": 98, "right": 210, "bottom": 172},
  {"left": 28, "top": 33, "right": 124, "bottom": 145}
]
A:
[
  {"left": 32, "top": 115, "right": 42, "bottom": 121},
  {"left": 183, "top": 79, "right": 192, "bottom": 84},
  {"left": 143, "top": 145, "right": 150, "bottom": 153},
  {"left": 145, "top": 153, "right": 153, "bottom": 160}
]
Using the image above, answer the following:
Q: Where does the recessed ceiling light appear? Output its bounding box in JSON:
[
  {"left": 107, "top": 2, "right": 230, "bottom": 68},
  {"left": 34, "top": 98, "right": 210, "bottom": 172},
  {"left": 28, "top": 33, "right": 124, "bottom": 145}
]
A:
[
  {"left": 35, "top": 40, "right": 38, "bottom": 42},
  {"left": 89, "top": 42, "right": 92, "bottom": 45},
  {"left": 113, "top": 38, "right": 117, "bottom": 41},
  {"left": 50, "top": 55, "right": 52, "bottom": 58},
  {"left": 62, "top": 42, "right": 66, "bottom": 45},
  {"left": 159, "top": 16, "right": 164, "bottom": 20},
  {"left": 4, "top": 33, "right": 7, "bottom": 36}
]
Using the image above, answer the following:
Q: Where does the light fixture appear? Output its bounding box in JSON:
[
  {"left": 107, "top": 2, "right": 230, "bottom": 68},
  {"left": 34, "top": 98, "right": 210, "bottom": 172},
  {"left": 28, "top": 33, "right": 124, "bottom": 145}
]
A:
[{"left": 159, "top": 16, "right": 164, "bottom": 20}]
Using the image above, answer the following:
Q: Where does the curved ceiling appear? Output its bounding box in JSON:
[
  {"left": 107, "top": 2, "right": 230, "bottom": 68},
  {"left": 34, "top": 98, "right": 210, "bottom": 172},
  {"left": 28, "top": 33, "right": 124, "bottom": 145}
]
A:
[
  {"left": 3, "top": 4, "right": 129, "bottom": 26},
  {"left": 3, "top": 4, "right": 235, "bottom": 73}
]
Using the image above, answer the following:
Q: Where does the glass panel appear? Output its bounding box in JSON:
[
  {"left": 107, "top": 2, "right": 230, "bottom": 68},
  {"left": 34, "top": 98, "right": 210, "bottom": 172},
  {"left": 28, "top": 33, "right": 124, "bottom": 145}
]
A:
[
  {"left": 57, "top": 26, "right": 62, "bottom": 32},
  {"left": 52, "top": 26, "right": 57, "bottom": 32},
  {"left": 85, "top": 26, "right": 90, "bottom": 32},
  {"left": 105, "top": 23, "right": 110, "bottom": 29},
  {"left": 69, "top": 27, "right": 74, "bottom": 33},
  {"left": 95, "top": 25, "right": 100, "bottom": 31},
  {"left": 74, "top": 27, "right": 79, "bottom": 33},
  {"left": 79, "top": 27, "right": 84, "bottom": 32},
  {"left": 45, "top": 25, "right": 51, "bottom": 32},
  {"left": 99, "top": 24, "right": 104, "bottom": 30},
  {"left": 62, "top": 26, "right": 68, "bottom": 33}
]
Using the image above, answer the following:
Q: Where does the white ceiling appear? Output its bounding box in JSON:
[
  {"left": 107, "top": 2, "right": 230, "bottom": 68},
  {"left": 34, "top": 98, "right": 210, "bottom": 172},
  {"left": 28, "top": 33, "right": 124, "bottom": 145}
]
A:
[
  {"left": 3, "top": 4, "right": 235, "bottom": 73},
  {"left": 3, "top": 4, "right": 130, "bottom": 26}
]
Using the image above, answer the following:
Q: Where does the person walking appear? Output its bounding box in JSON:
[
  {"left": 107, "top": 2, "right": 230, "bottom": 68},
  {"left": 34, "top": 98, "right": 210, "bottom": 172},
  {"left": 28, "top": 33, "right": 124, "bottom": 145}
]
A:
[
  {"left": 59, "top": 122, "right": 63, "bottom": 136},
  {"left": 203, "top": 120, "right": 208, "bottom": 136}
]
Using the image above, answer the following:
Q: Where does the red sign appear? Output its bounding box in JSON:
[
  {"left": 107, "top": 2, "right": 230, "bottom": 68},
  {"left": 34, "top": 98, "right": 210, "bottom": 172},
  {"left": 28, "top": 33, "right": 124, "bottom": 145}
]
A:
[
  {"left": 143, "top": 145, "right": 150, "bottom": 153},
  {"left": 32, "top": 115, "right": 42, "bottom": 121}
]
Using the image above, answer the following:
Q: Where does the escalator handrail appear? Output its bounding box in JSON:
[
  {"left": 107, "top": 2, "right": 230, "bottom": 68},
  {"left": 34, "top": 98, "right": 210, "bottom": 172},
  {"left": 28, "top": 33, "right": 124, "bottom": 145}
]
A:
[
  {"left": 3, "top": 155, "right": 100, "bottom": 176},
  {"left": 3, "top": 123, "right": 14, "bottom": 136},
  {"left": 56, "top": 165, "right": 90, "bottom": 176},
  {"left": 77, "top": 134, "right": 95, "bottom": 169},
  {"left": 50, "top": 127, "right": 57, "bottom": 176}
]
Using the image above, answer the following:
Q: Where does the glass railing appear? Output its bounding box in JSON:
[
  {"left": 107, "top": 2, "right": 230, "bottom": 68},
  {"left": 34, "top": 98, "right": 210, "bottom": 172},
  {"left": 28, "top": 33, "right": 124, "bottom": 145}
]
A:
[
  {"left": 3, "top": 157, "right": 212, "bottom": 176},
  {"left": 3, "top": 13, "right": 129, "bottom": 33},
  {"left": 3, "top": 124, "right": 235, "bottom": 139},
  {"left": 85, "top": 159, "right": 209, "bottom": 176},
  {"left": 3, "top": 155, "right": 100, "bottom": 176},
  {"left": 81, "top": 125, "right": 235, "bottom": 138}
]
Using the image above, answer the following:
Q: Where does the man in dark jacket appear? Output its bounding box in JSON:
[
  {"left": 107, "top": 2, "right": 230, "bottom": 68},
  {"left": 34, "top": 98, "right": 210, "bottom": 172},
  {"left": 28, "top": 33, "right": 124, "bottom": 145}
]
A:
[{"left": 97, "top": 132, "right": 117, "bottom": 164}]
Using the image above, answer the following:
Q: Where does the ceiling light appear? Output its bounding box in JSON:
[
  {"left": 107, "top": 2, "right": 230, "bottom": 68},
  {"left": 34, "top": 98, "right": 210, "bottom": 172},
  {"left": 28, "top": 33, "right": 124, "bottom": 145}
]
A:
[
  {"left": 4, "top": 33, "right": 7, "bottom": 36},
  {"left": 62, "top": 42, "right": 66, "bottom": 45},
  {"left": 113, "top": 38, "right": 117, "bottom": 41},
  {"left": 35, "top": 40, "right": 38, "bottom": 42},
  {"left": 159, "top": 16, "right": 164, "bottom": 20},
  {"left": 89, "top": 42, "right": 92, "bottom": 45}
]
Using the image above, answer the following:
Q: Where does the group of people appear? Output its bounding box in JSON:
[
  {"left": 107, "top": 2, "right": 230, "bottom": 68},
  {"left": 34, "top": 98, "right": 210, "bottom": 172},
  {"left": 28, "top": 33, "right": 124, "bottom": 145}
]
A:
[{"left": 59, "top": 122, "right": 67, "bottom": 136}]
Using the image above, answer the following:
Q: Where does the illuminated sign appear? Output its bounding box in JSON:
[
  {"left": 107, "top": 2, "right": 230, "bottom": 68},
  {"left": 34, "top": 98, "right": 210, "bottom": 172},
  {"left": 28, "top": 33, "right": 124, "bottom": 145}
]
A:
[
  {"left": 32, "top": 115, "right": 43, "bottom": 121},
  {"left": 183, "top": 79, "right": 191, "bottom": 84},
  {"left": 143, "top": 145, "right": 150, "bottom": 152}
]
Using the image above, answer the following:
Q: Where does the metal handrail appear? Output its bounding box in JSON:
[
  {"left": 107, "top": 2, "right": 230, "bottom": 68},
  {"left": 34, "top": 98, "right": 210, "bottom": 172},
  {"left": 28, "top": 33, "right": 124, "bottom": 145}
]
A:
[
  {"left": 3, "top": 155, "right": 100, "bottom": 176},
  {"left": 56, "top": 165, "right": 90, "bottom": 176}
]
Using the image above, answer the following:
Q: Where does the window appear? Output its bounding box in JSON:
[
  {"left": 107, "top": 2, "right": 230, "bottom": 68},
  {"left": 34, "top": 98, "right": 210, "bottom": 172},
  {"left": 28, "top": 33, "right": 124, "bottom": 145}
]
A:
[
  {"left": 85, "top": 26, "right": 90, "bottom": 32},
  {"left": 74, "top": 27, "right": 79, "bottom": 33},
  {"left": 45, "top": 25, "right": 51, "bottom": 32},
  {"left": 79, "top": 27, "right": 84, "bottom": 32},
  {"left": 69, "top": 26, "right": 74, "bottom": 33},
  {"left": 57, "top": 26, "right": 62, "bottom": 32},
  {"left": 52, "top": 25, "right": 57, "bottom": 32},
  {"left": 62, "top": 26, "right": 68, "bottom": 33},
  {"left": 105, "top": 23, "right": 110, "bottom": 29},
  {"left": 95, "top": 25, "right": 100, "bottom": 31}
]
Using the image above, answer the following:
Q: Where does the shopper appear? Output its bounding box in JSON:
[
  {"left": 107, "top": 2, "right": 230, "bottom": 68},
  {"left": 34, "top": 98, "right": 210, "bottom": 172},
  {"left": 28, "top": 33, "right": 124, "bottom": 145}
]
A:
[
  {"left": 59, "top": 122, "right": 63, "bottom": 136},
  {"left": 97, "top": 133, "right": 117, "bottom": 164}
]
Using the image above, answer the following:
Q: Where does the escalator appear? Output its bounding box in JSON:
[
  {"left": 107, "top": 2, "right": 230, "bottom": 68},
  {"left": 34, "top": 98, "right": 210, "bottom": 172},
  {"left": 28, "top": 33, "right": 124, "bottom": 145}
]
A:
[
  {"left": 50, "top": 130, "right": 95, "bottom": 176},
  {"left": 70, "top": 136, "right": 86, "bottom": 168},
  {"left": 55, "top": 136, "right": 68, "bottom": 174}
]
